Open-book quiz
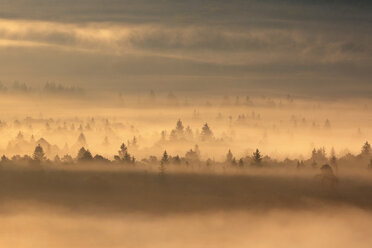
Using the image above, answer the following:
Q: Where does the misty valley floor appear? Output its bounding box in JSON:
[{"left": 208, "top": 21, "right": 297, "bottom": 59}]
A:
[
  {"left": 2, "top": 207, "right": 372, "bottom": 248},
  {"left": 1, "top": 167, "right": 372, "bottom": 248},
  {"left": 0, "top": 167, "right": 372, "bottom": 214}
]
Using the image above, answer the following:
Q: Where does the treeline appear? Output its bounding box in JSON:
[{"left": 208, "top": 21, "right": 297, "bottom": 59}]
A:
[
  {"left": 1, "top": 141, "right": 372, "bottom": 173},
  {"left": 0, "top": 81, "right": 84, "bottom": 95},
  {"left": 4, "top": 120, "right": 220, "bottom": 158},
  {"left": 116, "top": 90, "right": 297, "bottom": 108}
]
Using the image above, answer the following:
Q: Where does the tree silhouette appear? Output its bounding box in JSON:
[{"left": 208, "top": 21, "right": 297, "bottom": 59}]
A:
[
  {"left": 361, "top": 141, "right": 371, "bottom": 156},
  {"left": 78, "top": 133, "right": 86, "bottom": 144},
  {"left": 311, "top": 147, "right": 327, "bottom": 164},
  {"left": 185, "top": 145, "right": 201, "bottom": 162},
  {"left": 161, "top": 150, "right": 169, "bottom": 165},
  {"left": 77, "top": 147, "right": 93, "bottom": 162},
  {"left": 61, "top": 154, "right": 73, "bottom": 164},
  {"left": 33, "top": 144, "right": 46, "bottom": 162},
  {"left": 16, "top": 131, "right": 24, "bottom": 140},
  {"left": 170, "top": 120, "right": 185, "bottom": 141},
  {"left": 173, "top": 155, "right": 181, "bottom": 164},
  {"left": 318, "top": 164, "right": 338, "bottom": 189},
  {"left": 118, "top": 143, "right": 132, "bottom": 163},
  {"left": 160, "top": 150, "right": 169, "bottom": 176},
  {"left": 200, "top": 123, "right": 213, "bottom": 141},
  {"left": 226, "top": 149, "right": 234, "bottom": 165},
  {"left": 94, "top": 154, "right": 110, "bottom": 163},
  {"left": 118, "top": 143, "right": 128, "bottom": 157},
  {"left": 297, "top": 160, "right": 305, "bottom": 169},
  {"left": 252, "top": 149, "right": 262, "bottom": 165},
  {"left": 238, "top": 158, "right": 244, "bottom": 168},
  {"left": 176, "top": 119, "right": 184, "bottom": 133},
  {"left": 54, "top": 155, "right": 61, "bottom": 164}
]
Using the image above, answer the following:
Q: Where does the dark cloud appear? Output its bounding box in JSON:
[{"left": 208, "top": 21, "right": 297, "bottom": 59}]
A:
[{"left": 0, "top": 0, "right": 371, "bottom": 94}]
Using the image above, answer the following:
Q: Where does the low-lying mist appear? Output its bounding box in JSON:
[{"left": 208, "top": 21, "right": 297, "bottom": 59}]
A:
[
  {"left": 1, "top": 166, "right": 372, "bottom": 248},
  {"left": 0, "top": 90, "right": 371, "bottom": 247},
  {"left": 2, "top": 207, "right": 372, "bottom": 248},
  {"left": 0, "top": 90, "right": 371, "bottom": 161},
  {"left": 1, "top": 166, "right": 372, "bottom": 214}
]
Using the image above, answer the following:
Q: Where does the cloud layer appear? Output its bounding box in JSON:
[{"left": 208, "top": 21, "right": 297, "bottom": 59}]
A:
[{"left": 0, "top": 1, "right": 371, "bottom": 94}]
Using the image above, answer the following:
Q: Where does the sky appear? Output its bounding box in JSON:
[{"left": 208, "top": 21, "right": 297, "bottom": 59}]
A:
[{"left": 0, "top": 0, "right": 371, "bottom": 95}]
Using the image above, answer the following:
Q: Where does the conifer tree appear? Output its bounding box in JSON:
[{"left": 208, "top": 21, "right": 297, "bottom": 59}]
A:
[
  {"left": 252, "top": 149, "right": 262, "bottom": 165},
  {"left": 33, "top": 144, "right": 46, "bottom": 162}
]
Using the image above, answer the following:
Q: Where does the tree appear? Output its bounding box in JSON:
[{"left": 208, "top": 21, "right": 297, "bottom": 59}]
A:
[
  {"left": 93, "top": 154, "right": 110, "bottom": 163},
  {"left": 185, "top": 126, "right": 193, "bottom": 139},
  {"left": 200, "top": 123, "right": 213, "bottom": 141},
  {"left": 297, "top": 160, "right": 305, "bottom": 169},
  {"left": 318, "top": 164, "right": 338, "bottom": 189},
  {"left": 176, "top": 119, "right": 184, "bottom": 133},
  {"left": 311, "top": 147, "right": 327, "bottom": 164},
  {"left": 226, "top": 149, "right": 234, "bottom": 165},
  {"left": 170, "top": 120, "right": 185, "bottom": 141},
  {"left": 61, "top": 154, "right": 74, "bottom": 164},
  {"left": 77, "top": 147, "right": 93, "bottom": 162},
  {"left": 77, "top": 133, "right": 87, "bottom": 145},
  {"left": 238, "top": 158, "right": 244, "bottom": 168},
  {"left": 77, "top": 147, "right": 87, "bottom": 159},
  {"left": 161, "top": 150, "right": 169, "bottom": 165},
  {"left": 160, "top": 150, "right": 169, "bottom": 176},
  {"left": 231, "top": 158, "right": 237, "bottom": 166},
  {"left": 118, "top": 143, "right": 128, "bottom": 159},
  {"left": 172, "top": 155, "right": 181, "bottom": 165},
  {"left": 54, "top": 155, "right": 61, "bottom": 164},
  {"left": 1, "top": 155, "right": 9, "bottom": 163},
  {"left": 118, "top": 143, "right": 132, "bottom": 163},
  {"left": 252, "top": 149, "right": 262, "bottom": 165},
  {"left": 185, "top": 145, "right": 201, "bottom": 162},
  {"left": 361, "top": 141, "right": 371, "bottom": 156},
  {"left": 16, "top": 131, "right": 24, "bottom": 140},
  {"left": 33, "top": 144, "right": 46, "bottom": 162},
  {"left": 124, "top": 153, "right": 132, "bottom": 163}
]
